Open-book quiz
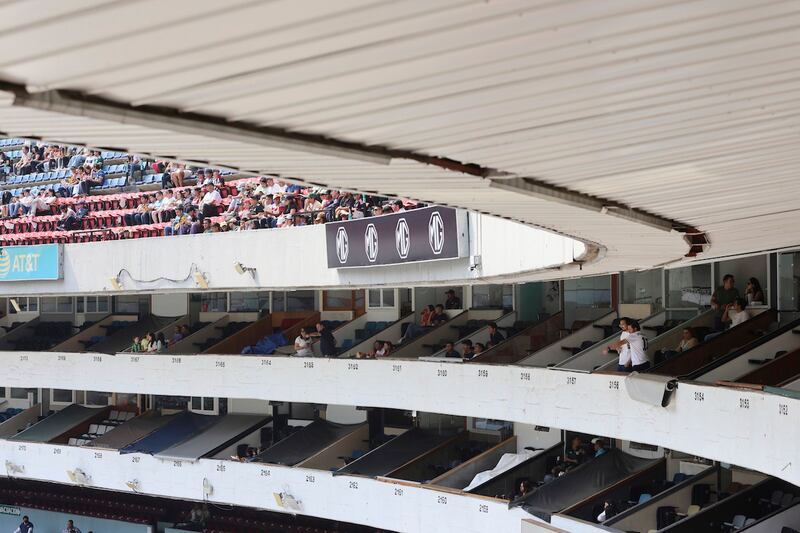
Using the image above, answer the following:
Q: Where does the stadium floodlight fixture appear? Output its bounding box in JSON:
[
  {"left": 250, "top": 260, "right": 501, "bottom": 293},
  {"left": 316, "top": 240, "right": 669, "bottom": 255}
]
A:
[
  {"left": 109, "top": 276, "right": 123, "bottom": 290},
  {"left": 5, "top": 461, "right": 24, "bottom": 475},
  {"left": 194, "top": 272, "right": 209, "bottom": 289},
  {"left": 202, "top": 477, "right": 214, "bottom": 498},
  {"left": 234, "top": 261, "right": 256, "bottom": 276},
  {"left": 125, "top": 479, "right": 141, "bottom": 492},
  {"left": 67, "top": 468, "right": 91, "bottom": 485}
]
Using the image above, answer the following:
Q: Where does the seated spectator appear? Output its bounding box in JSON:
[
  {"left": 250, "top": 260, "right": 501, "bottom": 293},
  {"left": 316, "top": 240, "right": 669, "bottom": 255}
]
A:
[
  {"left": 705, "top": 298, "right": 750, "bottom": 341},
  {"left": 592, "top": 438, "right": 608, "bottom": 458},
  {"left": 550, "top": 436, "right": 587, "bottom": 477},
  {"left": 294, "top": 328, "right": 314, "bottom": 357},
  {"left": 66, "top": 147, "right": 88, "bottom": 169},
  {"left": 745, "top": 277, "right": 764, "bottom": 304},
  {"left": 375, "top": 341, "right": 393, "bottom": 357},
  {"left": 154, "top": 332, "right": 167, "bottom": 352},
  {"left": 166, "top": 161, "right": 186, "bottom": 188},
  {"left": 356, "top": 340, "right": 383, "bottom": 359},
  {"left": 516, "top": 480, "right": 533, "bottom": 498},
  {"left": 78, "top": 162, "right": 105, "bottom": 195},
  {"left": 130, "top": 337, "right": 142, "bottom": 352},
  {"left": 171, "top": 326, "right": 184, "bottom": 345},
  {"left": 431, "top": 304, "right": 448, "bottom": 326},
  {"left": 473, "top": 342, "right": 485, "bottom": 356},
  {"left": 56, "top": 205, "right": 78, "bottom": 231},
  {"left": 199, "top": 182, "right": 222, "bottom": 218},
  {"left": 659, "top": 327, "right": 699, "bottom": 360},
  {"left": 17, "top": 189, "right": 34, "bottom": 215},
  {"left": 399, "top": 305, "right": 435, "bottom": 344},
  {"left": 461, "top": 339, "right": 474, "bottom": 359},
  {"left": 143, "top": 332, "right": 159, "bottom": 353},
  {"left": 597, "top": 501, "right": 617, "bottom": 522},
  {"left": 139, "top": 333, "right": 152, "bottom": 352},
  {"left": 444, "top": 289, "right": 462, "bottom": 309},
  {"left": 443, "top": 342, "right": 460, "bottom": 358},
  {"left": 487, "top": 322, "right": 504, "bottom": 347}
]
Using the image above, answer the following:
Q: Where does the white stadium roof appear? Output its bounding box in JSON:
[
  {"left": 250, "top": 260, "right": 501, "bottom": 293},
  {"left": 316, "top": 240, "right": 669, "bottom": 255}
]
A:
[{"left": 2, "top": 0, "right": 799, "bottom": 274}]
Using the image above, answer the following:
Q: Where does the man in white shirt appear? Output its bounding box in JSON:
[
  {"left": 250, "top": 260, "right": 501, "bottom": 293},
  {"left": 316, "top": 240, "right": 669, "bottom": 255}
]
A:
[
  {"left": 199, "top": 183, "right": 222, "bottom": 218},
  {"left": 725, "top": 298, "right": 751, "bottom": 328},
  {"left": 603, "top": 317, "right": 631, "bottom": 372},
  {"left": 704, "top": 298, "right": 752, "bottom": 342},
  {"left": 625, "top": 321, "right": 650, "bottom": 372}
]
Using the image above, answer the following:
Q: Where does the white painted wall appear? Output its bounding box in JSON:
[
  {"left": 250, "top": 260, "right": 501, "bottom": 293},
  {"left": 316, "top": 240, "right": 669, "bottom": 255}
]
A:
[
  {"left": 0, "top": 213, "right": 580, "bottom": 296},
  {"left": 0, "top": 440, "right": 530, "bottom": 533},
  {"left": 3, "top": 352, "right": 800, "bottom": 487},
  {"left": 323, "top": 404, "right": 367, "bottom": 425},
  {"left": 513, "top": 423, "right": 561, "bottom": 454},
  {"left": 151, "top": 293, "right": 188, "bottom": 317}
]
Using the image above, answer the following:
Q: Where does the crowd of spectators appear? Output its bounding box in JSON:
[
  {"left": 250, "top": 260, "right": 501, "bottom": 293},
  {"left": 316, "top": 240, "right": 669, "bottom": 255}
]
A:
[{"left": 0, "top": 140, "right": 422, "bottom": 239}]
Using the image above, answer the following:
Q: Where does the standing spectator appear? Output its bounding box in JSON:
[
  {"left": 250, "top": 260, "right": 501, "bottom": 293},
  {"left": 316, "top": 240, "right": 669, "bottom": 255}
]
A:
[
  {"left": 62, "top": 519, "right": 82, "bottom": 533},
  {"left": 625, "top": 320, "right": 650, "bottom": 372},
  {"left": 313, "top": 322, "right": 337, "bottom": 357},
  {"left": 13, "top": 515, "right": 34, "bottom": 533},
  {"left": 444, "top": 289, "right": 462, "bottom": 309},
  {"left": 710, "top": 274, "right": 739, "bottom": 331},
  {"left": 603, "top": 317, "right": 631, "bottom": 372},
  {"left": 487, "top": 322, "right": 504, "bottom": 347}
]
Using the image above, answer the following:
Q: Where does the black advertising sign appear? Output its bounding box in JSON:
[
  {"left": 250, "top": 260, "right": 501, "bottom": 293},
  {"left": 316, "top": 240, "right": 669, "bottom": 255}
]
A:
[{"left": 325, "top": 206, "right": 463, "bottom": 268}]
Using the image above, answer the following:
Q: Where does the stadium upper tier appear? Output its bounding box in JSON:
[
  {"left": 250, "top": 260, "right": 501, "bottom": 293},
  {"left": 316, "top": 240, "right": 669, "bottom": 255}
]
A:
[{"left": 2, "top": 1, "right": 800, "bottom": 274}]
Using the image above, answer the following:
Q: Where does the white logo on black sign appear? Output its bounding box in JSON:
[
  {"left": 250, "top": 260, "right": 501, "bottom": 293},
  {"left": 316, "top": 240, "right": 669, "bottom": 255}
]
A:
[
  {"left": 395, "top": 218, "right": 410, "bottom": 259},
  {"left": 335, "top": 227, "right": 349, "bottom": 264},
  {"left": 365, "top": 223, "right": 379, "bottom": 263},
  {"left": 428, "top": 212, "right": 445, "bottom": 255}
]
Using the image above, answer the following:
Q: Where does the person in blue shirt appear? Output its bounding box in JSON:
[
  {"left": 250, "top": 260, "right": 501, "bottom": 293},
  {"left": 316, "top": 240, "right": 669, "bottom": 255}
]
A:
[
  {"left": 14, "top": 515, "right": 34, "bottom": 533},
  {"left": 593, "top": 438, "right": 608, "bottom": 458}
]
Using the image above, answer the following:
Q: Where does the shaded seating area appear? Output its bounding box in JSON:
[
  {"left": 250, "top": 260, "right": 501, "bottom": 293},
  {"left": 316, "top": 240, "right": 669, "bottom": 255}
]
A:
[
  {"left": 560, "top": 456, "right": 667, "bottom": 523},
  {"left": 67, "top": 409, "right": 137, "bottom": 446},
  {"left": 604, "top": 465, "right": 718, "bottom": 531},
  {"left": 89, "top": 315, "right": 182, "bottom": 354},
  {"left": 119, "top": 411, "right": 219, "bottom": 455},
  {"left": 0, "top": 404, "right": 39, "bottom": 438},
  {"left": 87, "top": 410, "right": 181, "bottom": 450},
  {"left": 425, "top": 311, "right": 518, "bottom": 360},
  {"left": 658, "top": 477, "right": 799, "bottom": 532},
  {"left": 8, "top": 404, "right": 108, "bottom": 443},
  {"left": 336, "top": 428, "right": 459, "bottom": 477},
  {"left": 384, "top": 431, "right": 492, "bottom": 483},
  {"left": 390, "top": 310, "right": 471, "bottom": 358},
  {"left": 469, "top": 313, "right": 563, "bottom": 365},
  {"left": 466, "top": 442, "right": 563, "bottom": 498},
  {"left": 693, "top": 316, "right": 800, "bottom": 383},
  {"left": 650, "top": 310, "right": 777, "bottom": 376},
  {"left": 253, "top": 420, "right": 367, "bottom": 467},
  {"left": 0, "top": 319, "right": 78, "bottom": 351},
  {"left": 511, "top": 449, "right": 661, "bottom": 522},
  {"left": 49, "top": 314, "right": 137, "bottom": 352},
  {"left": 154, "top": 413, "right": 271, "bottom": 462},
  {"left": 519, "top": 310, "right": 624, "bottom": 367}
]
